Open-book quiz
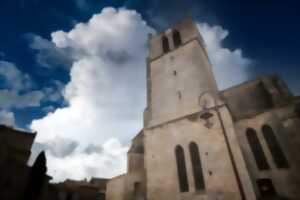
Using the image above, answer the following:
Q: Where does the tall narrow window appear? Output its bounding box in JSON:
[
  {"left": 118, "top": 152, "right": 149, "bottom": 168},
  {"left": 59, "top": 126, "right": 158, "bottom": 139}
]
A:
[
  {"left": 246, "top": 128, "right": 270, "bottom": 170},
  {"left": 134, "top": 182, "right": 142, "bottom": 198},
  {"left": 262, "top": 125, "right": 289, "bottom": 168},
  {"left": 189, "top": 142, "right": 205, "bottom": 190},
  {"left": 175, "top": 145, "right": 189, "bottom": 192},
  {"left": 173, "top": 30, "right": 182, "bottom": 48},
  {"left": 162, "top": 36, "right": 170, "bottom": 53}
]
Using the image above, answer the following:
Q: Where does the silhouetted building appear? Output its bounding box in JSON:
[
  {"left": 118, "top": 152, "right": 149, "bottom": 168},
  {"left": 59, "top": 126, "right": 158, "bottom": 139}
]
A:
[
  {"left": 0, "top": 125, "right": 50, "bottom": 200},
  {"left": 49, "top": 178, "right": 108, "bottom": 200}
]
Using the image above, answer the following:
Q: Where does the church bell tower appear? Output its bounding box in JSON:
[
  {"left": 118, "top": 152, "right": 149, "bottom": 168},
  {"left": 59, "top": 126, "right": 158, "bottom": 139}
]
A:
[
  {"left": 143, "top": 19, "right": 256, "bottom": 200},
  {"left": 144, "top": 19, "right": 219, "bottom": 127}
]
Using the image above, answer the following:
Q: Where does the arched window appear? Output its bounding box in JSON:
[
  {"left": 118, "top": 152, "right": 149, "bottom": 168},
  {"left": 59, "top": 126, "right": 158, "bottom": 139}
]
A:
[
  {"left": 246, "top": 128, "right": 270, "bottom": 170},
  {"left": 175, "top": 145, "right": 189, "bottom": 192},
  {"left": 173, "top": 29, "right": 182, "bottom": 48},
  {"left": 189, "top": 142, "right": 205, "bottom": 190},
  {"left": 262, "top": 125, "right": 289, "bottom": 168},
  {"left": 162, "top": 36, "right": 170, "bottom": 53}
]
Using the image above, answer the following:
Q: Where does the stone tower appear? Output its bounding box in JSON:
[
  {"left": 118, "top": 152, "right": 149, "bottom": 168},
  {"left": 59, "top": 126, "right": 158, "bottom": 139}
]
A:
[
  {"left": 143, "top": 19, "right": 255, "bottom": 200},
  {"left": 144, "top": 19, "right": 218, "bottom": 127},
  {"left": 106, "top": 18, "right": 300, "bottom": 200}
]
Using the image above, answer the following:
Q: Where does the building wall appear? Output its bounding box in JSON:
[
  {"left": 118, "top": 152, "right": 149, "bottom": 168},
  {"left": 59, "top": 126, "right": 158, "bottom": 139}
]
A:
[
  {"left": 221, "top": 76, "right": 294, "bottom": 121},
  {"left": 0, "top": 126, "right": 35, "bottom": 164},
  {"left": 106, "top": 175, "right": 126, "bottom": 200},
  {"left": 106, "top": 171, "right": 146, "bottom": 200},
  {"left": 234, "top": 104, "right": 300, "bottom": 199},
  {"left": 144, "top": 106, "right": 244, "bottom": 200},
  {"left": 0, "top": 160, "right": 31, "bottom": 200},
  {"left": 0, "top": 126, "right": 37, "bottom": 200}
]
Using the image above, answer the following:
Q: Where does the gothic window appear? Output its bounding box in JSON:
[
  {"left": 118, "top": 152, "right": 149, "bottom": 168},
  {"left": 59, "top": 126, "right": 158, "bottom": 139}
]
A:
[
  {"left": 162, "top": 36, "right": 170, "bottom": 53},
  {"left": 257, "top": 179, "right": 277, "bottom": 197},
  {"left": 246, "top": 128, "right": 270, "bottom": 170},
  {"left": 173, "top": 29, "right": 182, "bottom": 48},
  {"left": 175, "top": 145, "right": 189, "bottom": 192},
  {"left": 189, "top": 142, "right": 205, "bottom": 191},
  {"left": 262, "top": 125, "right": 289, "bottom": 168}
]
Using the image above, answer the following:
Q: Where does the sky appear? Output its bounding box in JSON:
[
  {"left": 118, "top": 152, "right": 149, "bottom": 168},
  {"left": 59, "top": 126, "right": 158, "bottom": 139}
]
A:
[{"left": 0, "top": 0, "right": 299, "bottom": 182}]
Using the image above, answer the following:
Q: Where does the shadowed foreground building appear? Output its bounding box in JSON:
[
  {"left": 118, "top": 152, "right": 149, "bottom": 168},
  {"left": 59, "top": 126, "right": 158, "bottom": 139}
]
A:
[
  {"left": 0, "top": 125, "right": 51, "bottom": 200},
  {"left": 106, "top": 19, "right": 300, "bottom": 200},
  {"left": 49, "top": 178, "right": 108, "bottom": 200},
  {"left": 0, "top": 125, "right": 108, "bottom": 200}
]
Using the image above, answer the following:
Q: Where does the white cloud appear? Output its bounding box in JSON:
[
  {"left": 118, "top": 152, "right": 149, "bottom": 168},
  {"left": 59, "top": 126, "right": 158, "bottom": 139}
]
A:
[
  {"left": 0, "top": 60, "right": 65, "bottom": 110},
  {"left": 43, "top": 80, "right": 65, "bottom": 102},
  {"left": 0, "top": 61, "right": 32, "bottom": 91},
  {"left": 0, "top": 110, "right": 16, "bottom": 127},
  {"left": 30, "top": 7, "right": 154, "bottom": 182},
  {"left": 0, "top": 90, "right": 44, "bottom": 109},
  {"left": 0, "top": 61, "right": 45, "bottom": 109},
  {"left": 46, "top": 138, "right": 128, "bottom": 181},
  {"left": 28, "top": 34, "right": 74, "bottom": 69},
  {"left": 197, "top": 23, "right": 252, "bottom": 89},
  {"left": 30, "top": 9, "right": 252, "bottom": 182}
]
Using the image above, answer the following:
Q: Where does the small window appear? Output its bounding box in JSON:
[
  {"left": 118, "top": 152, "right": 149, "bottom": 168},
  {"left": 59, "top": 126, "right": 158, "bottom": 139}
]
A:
[
  {"left": 175, "top": 145, "right": 189, "bottom": 192},
  {"left": 246, "top": 128, "right": 270, "bottom": 170},
  {"left": 177, "top": 91, "right": 182, "bottom": 99},
  {"left": 173, "top": 30, "right": 182, "bottom": 48},
  {"left": 257, "top": 179, "right": 277, "bottom": 197},
  {"left": 162, "top": 36, "right": 170, "bottom": 53},
  {"left": 262, "top": 125, "right": 289, "bottom": 168}
]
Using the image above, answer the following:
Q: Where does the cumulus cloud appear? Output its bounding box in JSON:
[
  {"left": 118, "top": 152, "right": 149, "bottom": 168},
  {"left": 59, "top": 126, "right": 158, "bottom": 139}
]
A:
[
  {"left": 0, "top": 61, "right": 45, "bottom": 109},
  {"left": 30, "top": 7, "right": 154, "bottom": 182},
  {"left": 0, "top": 90, "right": 45, "bottom": 108},
  {"left": 46, "top": 138, "right": 128, "bottom": 181},
  {"left": 42, "top": 80, "right": 65, "bottom": 103},
  {"left": 0, "top": 61, "right": 32, "bottom": 91},
  {"left": 28, "top": 34, "right": 74, "bottom": 69},
  {"left": 197, "top": 23, "right": 252, "bottom": 89},
  {"left": 0, "top": 110, "right": 16, "bottom": 127},
  {"left": 30, "top": 8, "right": 252, "bottom": 182}
]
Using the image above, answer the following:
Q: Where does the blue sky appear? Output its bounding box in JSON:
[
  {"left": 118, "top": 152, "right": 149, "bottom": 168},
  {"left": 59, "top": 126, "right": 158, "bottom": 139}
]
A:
[{"left": 0, "top": 0, "right": 299, "bottom": 181}]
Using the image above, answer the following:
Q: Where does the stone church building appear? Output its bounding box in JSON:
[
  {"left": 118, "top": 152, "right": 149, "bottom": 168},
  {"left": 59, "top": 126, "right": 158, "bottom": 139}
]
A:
[{"left": 106, "top": 19, "right": 300, "bottom": 200}]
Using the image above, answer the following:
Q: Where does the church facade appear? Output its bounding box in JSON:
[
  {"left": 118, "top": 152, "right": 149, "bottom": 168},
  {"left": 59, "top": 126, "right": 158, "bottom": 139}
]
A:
[{"left": 106, "top": 19, "right": 300, "bottom": 200}]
